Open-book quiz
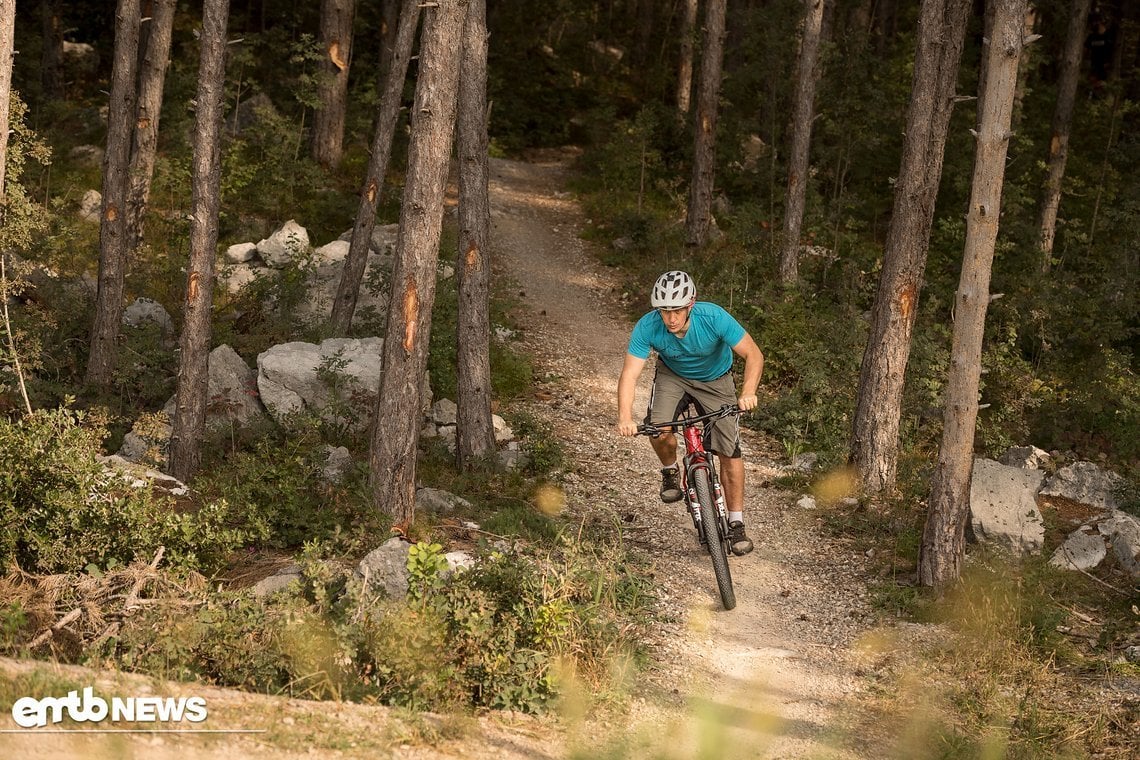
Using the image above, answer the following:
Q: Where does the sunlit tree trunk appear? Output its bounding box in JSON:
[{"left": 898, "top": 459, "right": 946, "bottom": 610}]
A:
[
  {"left": 41, "top": 0, "right": 64, "bottom": 98},
  {"left": 685, "top": 0, "right": 726, "bottom": 248},
  {"left": 1037, "top": 0, "right": 1091, "bottom": 267},
  {"left": 369, "top": 0, "right": 467, "bottom": 526},
  {"left": 126, "top": 0, "right": 176, "bottom": 253},
  {"left": 168, "top": 0, "right": 229, "bottom": 482},
  {"left": 849, "top": 0, "right": 971, "bottom": 493},
  {"left": 921, "top": 0, "right": 1027, "bottom": 588},
  {"left": 311, "top": 0, "right": 356, "bottom": 169},
  {"left": 86, "top": 0, "right": 141, "bottom": 389},
  {"left": 675, "top": 0, "right": 698, "bottom": 116},
  {"left": 456, "top": 0, "right": 495, "bottom": 468},
  {"left": 330, "top": 0, "right": 421, "bottom": 333},
  {"left": 779, "top": 0, "right": 828, "bottom": 285}
]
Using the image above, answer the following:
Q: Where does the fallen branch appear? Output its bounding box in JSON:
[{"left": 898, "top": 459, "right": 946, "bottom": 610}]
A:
[
  {"left": 29, "top": 607, "right": 83, "bottom": 648},
  {"left": 124, "top": 546, "right": 165, "bottom": 613}
]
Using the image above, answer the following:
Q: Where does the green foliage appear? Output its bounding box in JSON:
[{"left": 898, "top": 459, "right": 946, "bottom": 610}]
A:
[
  {"left": 505, "top": 410, "right": 566, "bottom": 477},
  {"left": 195, "top": 428, "right": 382, "bottom": 550},
  {"left": 0, "top": 407, "right": 248, "bottom": 575},
  {"left": 406, "top": 541, "right": 448, "bottom": 601},
  {"left": 427, "top": 262, "right": 535, "bottom": 404},
  {"left": 0, "top": 602, "right": 26, "bottom": 649},
  {"left": 104, "top": 535, "right": 650, "bottom": 715},
  {"left": 1, "top": 93, "right": 52, "bottom": 252}
]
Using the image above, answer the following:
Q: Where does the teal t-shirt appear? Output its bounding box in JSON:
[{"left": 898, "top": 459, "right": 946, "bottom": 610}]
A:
[{"left": 627, "top": 302, "right": 746, "bottom": 381}]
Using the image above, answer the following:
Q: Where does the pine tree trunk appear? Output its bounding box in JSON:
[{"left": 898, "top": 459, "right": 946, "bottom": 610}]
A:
[
  {"left": 675, "top": 0, "right": 698, "bottom": 116},
  {"left": 920, "top": 0, "right": 1026, "bottom": 589},
  {"left": 330, "top": 0, "right": 421, "bottom": 333},
  {"left": 685, "top": 0, "right": 727, "bottom": 248},
  {"left": 456, "top": 0, "right": 495, "bottom": 468},
  {"left": 310, "top": 0, "right": 356, "bottom": 169},
  {"left": 85, "top": 0, "right": 142, "bottom": 389},
  {"left": 40, "top": 0, "right": 64, "bottom": 98},
  {"left": 849, "top": 0, "right": 971, "bottom": 493},
  {"left": 369, "top": 0, "right": 467, "bottom": 526},
  {"left": 1011, "top": 5, "right": 1037, "bottom": 129},
  {"left": 0, "top": 0, "right": 12, "bottom": 197},
  {"left": 1037, "top": 0, "right": 1091, "bottom": 266},
  {"left": 378, "top": 0, "right": 400, "bottom": 80},
  {"left": 168, "top": 0, "right": 229, "bottom": 482},
  {"left": 779, "top": 0, "right": 827, "bottom": 285},
  {"left": 126, "top": 0, "right": 176, "bottom": 253}
]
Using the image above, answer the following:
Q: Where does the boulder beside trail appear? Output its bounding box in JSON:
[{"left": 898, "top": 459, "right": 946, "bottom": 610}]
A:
[
  {"left": 1040, "top": 461, "right": 1128, "bottom": 513},
  {"left": 355, "top": 538, "right": 411, "bottom": 599},
  {"left": 256, "top": 337, "right": 432, "bottom": 431},
  {"left": 969, "top": 458, "right": 1046, "bottom": 555},
  {"left": 256, "top": 219, "right": 310, "bottom": 268}
]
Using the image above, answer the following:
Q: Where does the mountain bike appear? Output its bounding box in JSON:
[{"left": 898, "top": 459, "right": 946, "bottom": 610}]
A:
[{"left": 638, "top": 403, "right": 742, "bottom": 611}]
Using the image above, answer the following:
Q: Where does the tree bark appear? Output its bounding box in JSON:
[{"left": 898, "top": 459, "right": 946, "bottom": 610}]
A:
[
  {"left": 378, "top": 0, "right": 400, "bottom": 81},
  {"left": 0, "top": 0, "right": 12, "bottom": 198},
  {"left": 779, "top": 0, "right": 828, "bottom": 285},
  {"left": 41, "top": 0, "right": 64, "bottom": 98},
  {"left": 85, "top": 0, "right": 142, "bottom": 389},
  {"left": 849, "top": 0, "right": 971, "bottom": 493},
  {"left": 920, "top": 0, "right": 1026, "bottom": 589},
  {"left": 456, "top": 0, "right": 495, "bottom": 468},
  {"left": 126, "top": 0, "right": 176, "bottom": 253},
  {"left": 685, "top": 0, "right": 727, "bottom": 249},
  {"left": 1036, "top": 0, "right": 1091, "bottom": 266},
  {"left": 675, "top": 0, "right": 698, "bottom": 117},
  {"left": 168, "top": 0, "right": 230, "bottom": 482},
  {"left": 369, "top": 0, "right": 467, "bottom": 526},
  {"left": 310, "top": 0, "right": 357, "bottom": 169},
  {"left": 330, "top": 0, "right": 421, "bottom": 333}
]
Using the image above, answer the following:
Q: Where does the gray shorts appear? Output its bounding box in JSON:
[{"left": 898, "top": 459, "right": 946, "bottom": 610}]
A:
[{"left": 645, "top": 361, "right": 742, "bottom": 458}]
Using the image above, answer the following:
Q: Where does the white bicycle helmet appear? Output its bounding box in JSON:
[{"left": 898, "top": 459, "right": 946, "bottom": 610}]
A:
[{"left": 650, "top": 270, "right": 696, "bottom": 309}]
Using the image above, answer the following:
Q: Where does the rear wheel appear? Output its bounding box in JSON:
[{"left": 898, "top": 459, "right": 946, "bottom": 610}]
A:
[{"left": 693, "top": 468, "right": 735, "bottom": 610}]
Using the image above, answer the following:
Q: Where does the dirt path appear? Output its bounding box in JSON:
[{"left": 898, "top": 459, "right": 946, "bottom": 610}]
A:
[{"left": 489, "top": 151, "right": 878, "bottom": 758}]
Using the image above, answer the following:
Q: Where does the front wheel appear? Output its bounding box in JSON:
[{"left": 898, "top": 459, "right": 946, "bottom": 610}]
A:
[{"left": 693, "top": 468, "right": 735, "bottom": 610}]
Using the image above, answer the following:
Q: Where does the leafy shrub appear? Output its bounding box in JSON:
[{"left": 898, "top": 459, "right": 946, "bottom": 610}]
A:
[
  {"left": 104, "top": 536, "right": 649, "bottom": 714},
  {"left": 195, "top": 427, "right": 382, "bottom": 550},
  {"left": 0, "top": 407, "right": 248, "bottom": 575}
]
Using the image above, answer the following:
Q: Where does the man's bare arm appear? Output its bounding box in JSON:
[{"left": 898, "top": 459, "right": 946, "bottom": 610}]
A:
[
  {"left": 616, "top": 353, "right": 648, "bottom": 435},
  {"left": 731, "top": 334, "right": 764, "bottom": 410}
]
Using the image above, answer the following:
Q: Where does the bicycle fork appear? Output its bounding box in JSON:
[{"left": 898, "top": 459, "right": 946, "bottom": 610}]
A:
[{"left": 684, "top": 460, "right": 731, "bottom": 547}]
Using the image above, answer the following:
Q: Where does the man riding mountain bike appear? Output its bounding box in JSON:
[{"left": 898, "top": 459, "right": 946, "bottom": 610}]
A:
[{"left": 616, "top": 270, "right": 765, "bottom": 556}]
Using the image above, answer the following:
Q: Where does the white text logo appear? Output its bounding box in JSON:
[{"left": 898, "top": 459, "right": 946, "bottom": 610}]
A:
[{"left": 11, "top": 687, "right": 208, "bottom": 728}]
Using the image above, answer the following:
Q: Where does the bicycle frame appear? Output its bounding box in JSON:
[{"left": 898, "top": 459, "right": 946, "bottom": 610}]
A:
[{"left": 641, "top": 404, "right": 736, "bottom": 546}]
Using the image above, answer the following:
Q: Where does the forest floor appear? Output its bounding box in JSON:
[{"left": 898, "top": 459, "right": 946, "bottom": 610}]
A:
[{"left": 1, "top": 152, "right": 952, "bottom": 759}]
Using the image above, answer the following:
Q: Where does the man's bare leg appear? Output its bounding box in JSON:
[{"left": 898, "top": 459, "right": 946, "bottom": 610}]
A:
[
  {"left": 717, "top": 454, "right": 744, "bottom": 513},
  {"left": 649, "top": 432, "right": 679, "bottom": 466}
]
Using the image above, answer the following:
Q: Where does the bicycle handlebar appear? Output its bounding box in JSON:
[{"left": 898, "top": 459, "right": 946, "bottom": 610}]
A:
[{"left": 635, "top": 404, "right": 742, "bottom": 437}]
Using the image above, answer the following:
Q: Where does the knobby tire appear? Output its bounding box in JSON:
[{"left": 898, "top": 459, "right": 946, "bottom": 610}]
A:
[{"left": 694, "top": 468, "right": 735, "bottom": 610}]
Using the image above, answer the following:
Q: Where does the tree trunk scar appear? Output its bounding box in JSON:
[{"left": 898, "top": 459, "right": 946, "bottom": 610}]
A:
[
  {"left": 330, "top": 40, "right": 348, "bottom": 71},
  {"left": 402, "top": 279, "right": 418, "bottom": 354},
  {"left": 367, "top": 180, "right": 378, "bottom": 204},
  {"left": 464, "top": 240, "right": 480, "bottom": 270},
  {"left": 897, "top": 283, "right": 916, "bottom": 322},
  {"left": 105, "top": 204, "right": 118, "bottom": 222},
  {"left": 187, "top": 271, "right": 200, "bottom": 303}
]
